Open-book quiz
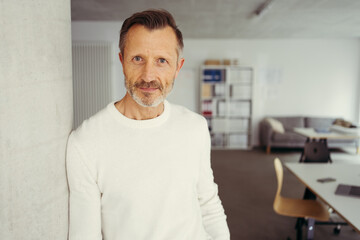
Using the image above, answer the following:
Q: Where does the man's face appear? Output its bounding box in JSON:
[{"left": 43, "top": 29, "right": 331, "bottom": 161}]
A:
[{"left": 120, "top": 25, "right": 184, "bottom": 107}]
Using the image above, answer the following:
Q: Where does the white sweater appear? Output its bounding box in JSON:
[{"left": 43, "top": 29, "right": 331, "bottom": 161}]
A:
[{"left": 66, "top": 100, "right": 230, "bottom": 240}]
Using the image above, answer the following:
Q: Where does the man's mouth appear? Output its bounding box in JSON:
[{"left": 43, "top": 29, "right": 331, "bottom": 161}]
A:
[
  {"left": 135, "top": 80, "right": 162, "bottom": 93},
  {"left": 139, "top": 87, "right": 158, "bottom": 93}
]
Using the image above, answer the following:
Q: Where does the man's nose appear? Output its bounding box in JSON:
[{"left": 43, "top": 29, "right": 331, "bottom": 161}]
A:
[{"left": 142, "top": 62, "right": 156, "bottom": 82}]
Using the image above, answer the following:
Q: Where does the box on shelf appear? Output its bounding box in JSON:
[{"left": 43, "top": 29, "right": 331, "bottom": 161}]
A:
[
  {"left": 201, "top": 84, "right": 212, "bottom": 98},
  {"left": 222, "top": 59, "right": 231, "bottom": 65},
  {"left": 203, "top": 69, "right": 224, "bottom": 82},
  {"left": 204, "top": 59, "right": 221, "bottom": 65}
]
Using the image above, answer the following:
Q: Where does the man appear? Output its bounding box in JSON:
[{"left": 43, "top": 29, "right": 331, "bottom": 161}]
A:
[{"left": 66, "top": 9, "right": 230, "bottom": 240}]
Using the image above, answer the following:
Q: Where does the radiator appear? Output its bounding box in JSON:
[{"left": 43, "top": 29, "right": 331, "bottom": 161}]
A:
[{"left": 72, "top": 42, "right": 112, "bottom": 129}]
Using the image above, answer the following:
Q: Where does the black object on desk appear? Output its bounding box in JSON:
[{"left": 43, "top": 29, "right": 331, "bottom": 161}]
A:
[
  {"left": 335, "top": 184, "right": 360, "bottom": 198},
  {"left": 317, "top": 177, "right": 336, "bottom": 183}
]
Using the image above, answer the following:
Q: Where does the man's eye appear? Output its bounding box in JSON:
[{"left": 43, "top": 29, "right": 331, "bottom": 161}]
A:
[
  {"left": 133, "top": 56, "right": 142, "bottom": 61},
  {"left": 159, "top": 58, "right": 167, "bottom": 64}
]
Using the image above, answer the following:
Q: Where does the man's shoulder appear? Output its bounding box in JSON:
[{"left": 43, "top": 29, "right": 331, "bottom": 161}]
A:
[
  {"left": 170, "top": 102, "right": 205, "bottom": 121},
  {"left": 169, "top": 102, "right": 208, "bottom": 129},
  {"left": 71, "top": 103, "right": 113, "bottom": 141}
]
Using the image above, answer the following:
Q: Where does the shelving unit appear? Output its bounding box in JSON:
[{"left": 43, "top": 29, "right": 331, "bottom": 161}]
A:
[{"left": 200, "top": 65, "right": 253, "bottom": 149}]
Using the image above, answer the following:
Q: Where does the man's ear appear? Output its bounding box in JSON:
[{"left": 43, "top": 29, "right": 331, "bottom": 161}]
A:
[
  {"left": 119, "top": 52, "right": 124, "bottom": 64},
  {"left": 174, "top": 58, "right": 185, "bottom": 79}
]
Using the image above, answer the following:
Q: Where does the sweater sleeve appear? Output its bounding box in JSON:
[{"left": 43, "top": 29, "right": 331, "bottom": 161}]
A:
[
  {"left": 197, "top": 120, "right": 231, "bottom": 240},
  {"left": 66, "top": 134, "right": 102, "bottom": 240}
]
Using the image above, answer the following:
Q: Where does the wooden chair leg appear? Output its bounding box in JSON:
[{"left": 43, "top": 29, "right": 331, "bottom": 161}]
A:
[{"left": 266, "top": 145, "right": 271, "bottom": 154}]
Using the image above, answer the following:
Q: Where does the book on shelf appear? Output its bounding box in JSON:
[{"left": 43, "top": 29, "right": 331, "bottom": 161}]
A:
[
  {"left": 201, "top": 100, "right": 217, "bottom": 117},
  {"left": 203, "top": 69, "right": 224, "bottom": 82},
  {"left": 202, "top": 84, "right": 212, "bottom": 98},
  {"left": 201, "top": 100, "right": 213, "bottom": 117}
]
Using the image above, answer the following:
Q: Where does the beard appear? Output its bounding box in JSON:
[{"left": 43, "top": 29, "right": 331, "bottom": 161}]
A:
[{"left": 125, "top": 78, "right": 174, "bottom": 107}]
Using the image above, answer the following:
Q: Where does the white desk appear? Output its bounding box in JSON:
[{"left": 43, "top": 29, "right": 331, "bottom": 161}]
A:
[
  {"left": 294, "top": 128, "right": 360, "bottom": 160},
  {"left": 294, "top": 127, "right": 359, "bottom": 140},
  {"left": 285, "top": 162, "right": 360, "bottom": 233}
]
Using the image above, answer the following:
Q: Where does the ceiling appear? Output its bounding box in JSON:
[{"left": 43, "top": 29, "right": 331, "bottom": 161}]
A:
[{"left": 71, "top": 0, "right": 360, "bottom": 38}]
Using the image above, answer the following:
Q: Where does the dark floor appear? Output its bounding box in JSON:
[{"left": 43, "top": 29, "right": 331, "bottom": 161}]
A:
[{"left": 211, "top": 148, "right": 360, "bottom": 240}]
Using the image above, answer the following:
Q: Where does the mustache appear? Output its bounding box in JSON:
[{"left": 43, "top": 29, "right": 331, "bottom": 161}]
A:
[{"left": 134, "top": 80, "right": 163, "bottom": 90}]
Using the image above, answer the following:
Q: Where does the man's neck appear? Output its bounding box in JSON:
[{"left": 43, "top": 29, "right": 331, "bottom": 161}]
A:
[{"left": 115, "top": 93, "right": 164, "bottom": 120}]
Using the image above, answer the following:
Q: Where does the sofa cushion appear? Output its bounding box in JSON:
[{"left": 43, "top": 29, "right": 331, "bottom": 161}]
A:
[
  {"left": 272, "top": 131, "right": 307, "bottom": 143},
  {"left": 305, "top": 117, "right": 336, "bottom": 132},
  {"left": 266, "top": 118, "right": 285, "bottom": 133},
  {"left": 327, "top": 139, "right": 357, "bottom": 144},
  {"left": 274, "top": 117, "right": 305, "bottom": 131},
  {"left": 330, "top": 125, "right": 360, "bottom": 134}
]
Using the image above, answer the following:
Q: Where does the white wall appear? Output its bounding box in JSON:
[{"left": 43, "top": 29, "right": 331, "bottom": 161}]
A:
[
  {"left": 71, "top": 21, "right": 126, "bottom": 102},
  {"left": 184, "top": 39, "right": 360, "bottom": 144},
  {"left": 0, "top": 0, "right": 73, "bottom": 239},
  {"left": 71, "top": 21, "right": 360, "bottom": 145},
  {"left": 358, "top": 39, "right": 360, "bottom": 123}
]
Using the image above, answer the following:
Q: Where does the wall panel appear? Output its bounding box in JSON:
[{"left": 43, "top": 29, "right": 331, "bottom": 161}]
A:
[{"left": 0, "top": 0, "right": 72, "bottom": 239}]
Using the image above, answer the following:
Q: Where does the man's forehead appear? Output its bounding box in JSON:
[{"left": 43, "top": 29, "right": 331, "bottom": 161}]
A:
[
  {"left": 125, "top": 25, "right": 178, "bottom": 56},
  {"left": 127, "top": 24, "right": 176, "bottom": 40}
]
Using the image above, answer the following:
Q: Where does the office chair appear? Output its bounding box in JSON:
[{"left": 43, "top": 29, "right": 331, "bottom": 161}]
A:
[{"left": 273, "top": 158, "right": 330, "bottom": 240}]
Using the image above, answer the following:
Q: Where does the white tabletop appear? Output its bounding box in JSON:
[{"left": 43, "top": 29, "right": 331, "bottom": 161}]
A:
[
  {"left": 294, "top": 127, "right": 359, "bottom": 140},
  {"left": 285, "top": 162, "right": 360, "bottom": 232}
]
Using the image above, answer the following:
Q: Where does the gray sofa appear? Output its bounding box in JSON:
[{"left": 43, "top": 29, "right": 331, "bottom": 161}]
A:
[{"left": 259, "top": 116, "right": 358, "bottom": 153}]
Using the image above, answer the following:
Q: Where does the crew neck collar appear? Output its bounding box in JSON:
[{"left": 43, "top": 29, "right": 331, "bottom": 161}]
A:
[{"left": 108, "top": 100, "right": 170, "bottom": 129}]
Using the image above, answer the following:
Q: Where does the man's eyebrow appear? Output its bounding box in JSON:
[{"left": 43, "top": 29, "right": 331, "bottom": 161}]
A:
[
  {"left": 155, "top": 51, "right": 176, "bottom": 59},
  {"left": 128, "top": 53, "right": 144, "bottom": 58},
  {"left": 128, "top": 52, "right": 175, "bottom": 60}
]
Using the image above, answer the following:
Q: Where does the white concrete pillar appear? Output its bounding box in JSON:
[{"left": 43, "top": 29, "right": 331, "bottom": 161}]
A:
[{"left": 0, "top": 0, "right": 72, "bottom": 239}]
